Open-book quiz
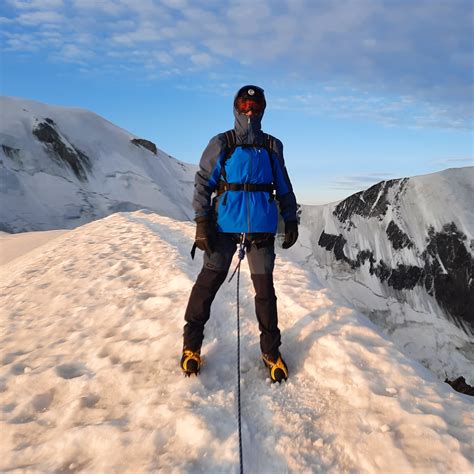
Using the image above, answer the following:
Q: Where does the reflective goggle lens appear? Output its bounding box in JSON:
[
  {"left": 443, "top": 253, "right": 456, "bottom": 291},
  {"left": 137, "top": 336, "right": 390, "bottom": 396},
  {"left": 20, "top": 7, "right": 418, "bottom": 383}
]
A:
[{"left": 236, "top": 97, "right": 264, "bottom": 113}]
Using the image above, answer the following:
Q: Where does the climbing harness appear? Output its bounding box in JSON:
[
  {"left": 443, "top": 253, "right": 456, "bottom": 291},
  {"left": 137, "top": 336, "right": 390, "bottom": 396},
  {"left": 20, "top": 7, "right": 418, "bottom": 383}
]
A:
[{"left": 228, "top": 233, "right": 246, "bottom": 474}]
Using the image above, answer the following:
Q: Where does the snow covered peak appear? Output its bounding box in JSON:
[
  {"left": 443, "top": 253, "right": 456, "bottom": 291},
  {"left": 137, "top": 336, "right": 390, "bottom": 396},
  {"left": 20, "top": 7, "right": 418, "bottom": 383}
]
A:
[
  {"left": 0, "top": 96, "right": 196, "bottom": 232},
  {"left": 331, "top": 167, "right": 474, "bottom": 246},
  {"left": 297, "top": 166, "right": 474, "bottom": 384}
]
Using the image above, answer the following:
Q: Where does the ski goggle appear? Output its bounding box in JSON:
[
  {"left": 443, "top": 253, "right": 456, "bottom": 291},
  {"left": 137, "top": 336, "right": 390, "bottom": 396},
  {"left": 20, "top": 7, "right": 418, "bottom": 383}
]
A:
[{"left": 235, "top": 97, "right": 265, "bottom": 114}]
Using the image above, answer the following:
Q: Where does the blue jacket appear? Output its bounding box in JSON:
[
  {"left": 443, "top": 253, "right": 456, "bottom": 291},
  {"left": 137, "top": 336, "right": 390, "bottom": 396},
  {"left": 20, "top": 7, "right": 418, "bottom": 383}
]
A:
[{"left": 193, "top": 101, "right": 298, "bottom": 234}]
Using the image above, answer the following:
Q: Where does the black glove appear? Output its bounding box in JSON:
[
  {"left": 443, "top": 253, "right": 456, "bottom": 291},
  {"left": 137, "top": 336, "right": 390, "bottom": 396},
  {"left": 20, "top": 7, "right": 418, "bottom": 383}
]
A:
[
  {"left": 194, "top": 216, "right": 215, "bottom": 256},
  {"left": 282, "top": 221, "right": 298, "bottom": 249}
]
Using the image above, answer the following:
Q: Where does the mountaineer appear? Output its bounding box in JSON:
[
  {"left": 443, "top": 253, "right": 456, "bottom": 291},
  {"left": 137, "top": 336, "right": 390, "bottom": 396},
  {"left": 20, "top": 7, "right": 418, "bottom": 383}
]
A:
[{"left": 181, "top": 85, "right": 298, "bottom": 382}]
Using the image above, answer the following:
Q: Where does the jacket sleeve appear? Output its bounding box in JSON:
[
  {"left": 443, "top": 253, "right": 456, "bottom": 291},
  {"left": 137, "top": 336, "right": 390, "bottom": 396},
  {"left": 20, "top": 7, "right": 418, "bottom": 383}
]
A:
[
  {"left": 270, "top": 138, "right": 298, "bottom": 223},
  {"left": 193, "top": 134, "right": 227, "bottom": 219}
]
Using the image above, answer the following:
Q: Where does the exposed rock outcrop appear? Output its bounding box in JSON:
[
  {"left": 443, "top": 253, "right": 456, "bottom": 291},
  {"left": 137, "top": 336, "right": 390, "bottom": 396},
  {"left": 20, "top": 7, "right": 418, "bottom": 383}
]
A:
[
  {"left": 318, "top": 222, "right": 473, "bottom": 334},
  {"left": 445, "top": 376, "right": 474, "bottom": 396},
  {"left": 1, "top": 145, "right": 21, "bottom": 162},
  {"left": 131, "top": 138, "right": 157, "bottom": 155},
  {"left": 333, "top": 178, "right": 408, "bottom": 229},
  {"left": 32, "top": 118, "right": 91, "bottom": 181},
  {"left": 386, "top": 220, "right": 413, "bottom": 250}
]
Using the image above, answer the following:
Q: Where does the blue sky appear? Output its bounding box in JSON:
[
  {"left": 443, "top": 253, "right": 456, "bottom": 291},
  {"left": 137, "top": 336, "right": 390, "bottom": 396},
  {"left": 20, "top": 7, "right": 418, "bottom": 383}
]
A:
[{"left": 1, "top": 0, "right": 473, "bottom": 205}]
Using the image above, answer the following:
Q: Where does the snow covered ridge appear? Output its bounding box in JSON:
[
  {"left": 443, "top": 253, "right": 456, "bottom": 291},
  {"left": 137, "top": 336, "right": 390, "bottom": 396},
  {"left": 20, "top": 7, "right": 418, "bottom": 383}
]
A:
[
  {"left": 298, "top": 167, "right": 474, "bottom": 385},
  {"left": 1, "top": 211, "right": 473, "bottom": 472},
  {"left": 0, "top": 96, "right": 196, "bottom": 233}
]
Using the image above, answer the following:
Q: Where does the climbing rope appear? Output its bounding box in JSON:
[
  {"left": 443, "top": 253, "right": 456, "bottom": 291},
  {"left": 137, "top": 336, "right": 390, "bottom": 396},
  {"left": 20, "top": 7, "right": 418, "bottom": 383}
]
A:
[{"left": 228, "top": 233, "right": 246, "bottom": 474}]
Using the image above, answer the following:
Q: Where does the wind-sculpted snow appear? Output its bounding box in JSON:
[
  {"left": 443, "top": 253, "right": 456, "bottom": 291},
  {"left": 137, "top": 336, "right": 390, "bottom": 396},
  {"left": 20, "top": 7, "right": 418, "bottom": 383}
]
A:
[
  {"left": 1, "top": 211, "right": 472, "bottom": 472},
  {"left": 298, "top": 167, "right": 474, "bottom": 388},
  {"left": 0, "top": 96, "right": 196, "bottom": 232}
]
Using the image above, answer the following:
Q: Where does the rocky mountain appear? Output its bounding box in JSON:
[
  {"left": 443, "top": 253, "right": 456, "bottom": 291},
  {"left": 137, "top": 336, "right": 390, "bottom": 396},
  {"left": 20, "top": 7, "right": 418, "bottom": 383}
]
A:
[
  {"left": 0, "top": 96, "right": 196, "bottom": 233},
  {"left": 296, "top": 167, "right": 474, "bottom": 383}
]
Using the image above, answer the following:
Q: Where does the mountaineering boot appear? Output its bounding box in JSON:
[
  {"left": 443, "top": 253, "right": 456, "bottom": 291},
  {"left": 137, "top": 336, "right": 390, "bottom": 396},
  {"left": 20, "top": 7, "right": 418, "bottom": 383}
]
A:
[
  {"left": 180, "top": 349, "right": 202, "bottom": 376},
  {"left": 262, "top": 352, "right": 288, "bottom": 383}
]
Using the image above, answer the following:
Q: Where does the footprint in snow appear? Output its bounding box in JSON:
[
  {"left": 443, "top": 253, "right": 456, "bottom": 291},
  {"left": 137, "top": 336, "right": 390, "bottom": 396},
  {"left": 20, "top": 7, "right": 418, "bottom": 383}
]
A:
[
  {"left": 31, "top": 390, "right": 55, "bottom": 412},
  {"left": 55, "top": 362, "right": 89, "bottom": 379},
  {"left": 10, "top": 362, "right": 31, "bottom": 375},
  {"left": 80, "top": 393, "right": 100, "bottom": 408},
  {"left": 9, "top": 412, "right": 36, "bottom": 424},
  {"left": 136, "top": 292, "right": 156, "bottom": 301},
  {"left": 2, "top": 402, "right": 16, "bottom": 413},
  {"left": 2, "top": 352, "right": 17, "bottom": 365}
]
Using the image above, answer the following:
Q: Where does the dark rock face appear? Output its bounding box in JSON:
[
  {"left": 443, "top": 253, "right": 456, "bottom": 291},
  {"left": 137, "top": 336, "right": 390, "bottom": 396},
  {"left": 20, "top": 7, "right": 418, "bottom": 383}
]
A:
[
  {"left": 131, "top": 138, "right": 157, "bottom": 155},
  {"left": 423, "top": 224, "right": 474, "bottom": 333},
  {"left": 318, "top": 232, "right": 348, "bottom": 262},
  {"left": 386, "top": 264, "right": 424, "bottom": 290},
  {"left": 318, "top": 231, "right": 375, "bottom": 270},
  {"left": 333, "top": 178, "right": 408, "bottom": 229},
  {"left": 32, "top": 119, "right": 91, "bottom": 181},
  {"left": 445, "top": 376, "right": 474, "bottom": 396},
  {"left": 318, "top": 222, "right": 474, "bottom": 334},
  {"left": 386, "top": 221, "right": 413, "bottom": 250}
]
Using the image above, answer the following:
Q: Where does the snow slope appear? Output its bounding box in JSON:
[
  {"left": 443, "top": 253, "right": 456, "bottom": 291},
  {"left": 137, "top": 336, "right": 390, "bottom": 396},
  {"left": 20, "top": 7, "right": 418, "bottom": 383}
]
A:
[
  {"left": 0, "top": 96, "right": 196, "bottom": 232},
  {"left": 295, "top": 167, "right": 474, "bottom": 385},
  {"left": 1, "top": 211, "right": 472, "bottom": 473}
]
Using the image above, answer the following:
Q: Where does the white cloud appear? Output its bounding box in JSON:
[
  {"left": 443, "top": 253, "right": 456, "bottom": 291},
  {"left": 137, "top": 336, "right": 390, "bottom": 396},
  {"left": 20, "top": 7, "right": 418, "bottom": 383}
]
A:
[
  {"left": 111, "top": 21, "right": 164, "bottom": 45},
  {"left": 2, "top": 0, "right": 472, "bottom": 129},
  {"left": 59, "top": 44, "right": 87, "bottom": 59},
  {"left": 269, "top": 86, "right": 472, "bottom": 130},
  {"left": 37, "top": 30, "right": 64, "bottom": 47},
  {"left": 17, "top": 10, "right": 64, "bottom": 25},
  {"left": 171, "top": 42, "right": 195, "bottom": 56},
  {"left": 3, "top": 32, "right": 40, "bottom": 52},
  {"left": 190, "top": 52, "right": 213, "bottom": 67},
  {"left": 8, "top": 0, "right": 63, "bottom": 10},
  {"left": 330, "top": 173, "right": 398, "bottom": 191},
  {"left": 431, "top": 157, "right": 474, "bottom": 167},
  {"left": 73, "top": 0, "right": 124, "bottom": 15},
  {"left": 50, "top": 43, "right": 94, "bottom": 64},
  {"left": 152, "top": 51, "right": 173, "bottom": 65},
  {"left": 160, "top": 0, "right": 188, "bottom": 8},
  {"left": 108, "top": 19, "right": 136, "bottom": 31}
]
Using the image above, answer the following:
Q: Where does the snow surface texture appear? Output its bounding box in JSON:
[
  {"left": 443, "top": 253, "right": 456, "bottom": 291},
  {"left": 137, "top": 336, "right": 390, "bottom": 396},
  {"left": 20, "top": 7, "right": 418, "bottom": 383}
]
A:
[
  {"left": 0, "top": 96, "right": 196, "bottom": 232},
  {"left": 1, "top": 211, "right": 473, "bottom": 473},
  {"left": 294, "top": 167, "right": 474, "bottom": 385},
  {"left": 0, "top": 230, "right": 68, "bottom": 265}
]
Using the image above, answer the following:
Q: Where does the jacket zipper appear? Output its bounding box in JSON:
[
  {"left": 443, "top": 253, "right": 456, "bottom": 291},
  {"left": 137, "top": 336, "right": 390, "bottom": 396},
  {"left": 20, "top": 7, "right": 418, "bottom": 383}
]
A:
[{"left": 247, "top": 116, "right": 251, "bottom": 234}]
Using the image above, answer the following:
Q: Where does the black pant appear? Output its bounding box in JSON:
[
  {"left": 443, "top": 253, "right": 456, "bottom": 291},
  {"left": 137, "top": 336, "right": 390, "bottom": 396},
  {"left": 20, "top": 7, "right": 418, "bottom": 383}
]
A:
[{"left": 183, "top": 233, "right": 281, "bottom": 358}]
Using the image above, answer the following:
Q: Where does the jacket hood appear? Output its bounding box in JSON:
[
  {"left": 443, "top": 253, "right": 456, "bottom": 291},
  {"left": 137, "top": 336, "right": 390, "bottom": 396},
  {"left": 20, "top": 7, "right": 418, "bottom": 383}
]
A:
[{"left": 233, "top": 86, "right": 265, "bottom": 145}]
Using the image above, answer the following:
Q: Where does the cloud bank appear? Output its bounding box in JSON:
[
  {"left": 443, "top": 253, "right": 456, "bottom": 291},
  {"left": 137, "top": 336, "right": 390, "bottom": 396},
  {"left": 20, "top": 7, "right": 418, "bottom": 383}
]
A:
[{"left": 2, "top": 0, "right": 473, "bottom": 129}]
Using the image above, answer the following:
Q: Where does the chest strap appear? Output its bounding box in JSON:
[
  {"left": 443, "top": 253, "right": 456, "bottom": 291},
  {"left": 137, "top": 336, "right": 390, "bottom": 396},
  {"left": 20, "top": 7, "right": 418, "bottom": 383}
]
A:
[{"left": 217, "top": 181, "right": 274, "bottom": 196}]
